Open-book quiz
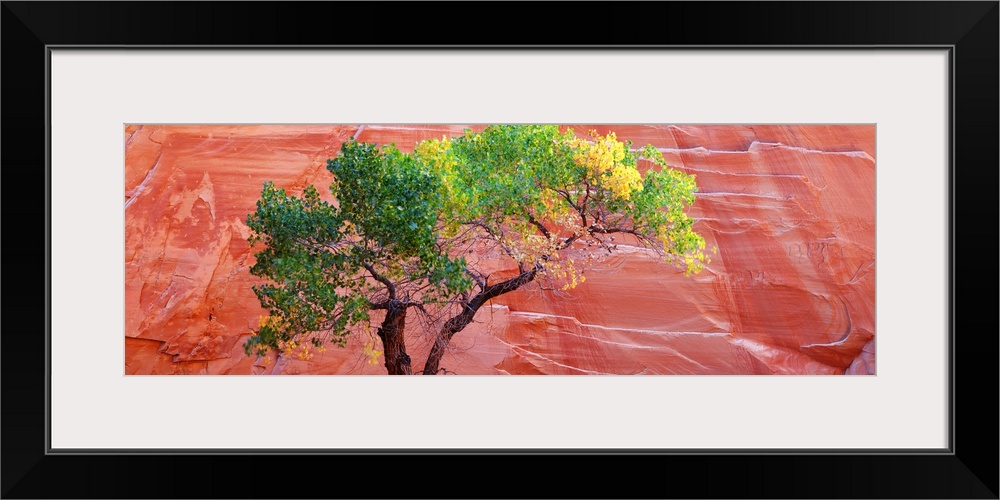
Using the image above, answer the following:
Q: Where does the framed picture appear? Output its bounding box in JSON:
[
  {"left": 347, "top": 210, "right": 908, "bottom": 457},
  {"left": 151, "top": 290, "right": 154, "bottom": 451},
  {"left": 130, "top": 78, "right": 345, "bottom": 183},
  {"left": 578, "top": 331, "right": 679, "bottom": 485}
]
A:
[{"left": 4, "top": 2, "right": 995, "bottom": 498}]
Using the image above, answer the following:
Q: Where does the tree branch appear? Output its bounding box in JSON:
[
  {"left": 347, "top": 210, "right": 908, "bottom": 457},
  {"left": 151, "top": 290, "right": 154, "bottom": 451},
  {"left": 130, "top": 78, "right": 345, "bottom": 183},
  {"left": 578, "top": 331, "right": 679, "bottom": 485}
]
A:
[
  {"left": 526, "top": 214, "right": 552, "bottom": 239},
  {"left": 466, "top": 269, "right": 486, "bottom": 290},
  {"left": 555, "top": 189, "right": 581, "bottom": 213},
  {"left": 422, "top": 264, "right": 542, "bottom": 375},
  {"left": 479, "top": 264, "right": 542, "bottom": 302},
  {"left": 589, "top": 225, "right": 660, "bottom": 250},
  {"left": 363, "top": 263, "right": 396, "bottom": 299},
  {"left": 558, "top": 234, "right": 579, "bottom": 250},
  {"left": 579, "top": 180, "right": 591, "bottom": 227}
]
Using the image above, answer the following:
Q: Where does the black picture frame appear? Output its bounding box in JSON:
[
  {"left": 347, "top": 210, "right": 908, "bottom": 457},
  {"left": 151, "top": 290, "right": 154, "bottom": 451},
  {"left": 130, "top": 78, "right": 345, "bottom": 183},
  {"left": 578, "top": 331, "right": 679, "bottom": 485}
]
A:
[{"left": 3, "top": 2, "right": 996, "bottom": 498}]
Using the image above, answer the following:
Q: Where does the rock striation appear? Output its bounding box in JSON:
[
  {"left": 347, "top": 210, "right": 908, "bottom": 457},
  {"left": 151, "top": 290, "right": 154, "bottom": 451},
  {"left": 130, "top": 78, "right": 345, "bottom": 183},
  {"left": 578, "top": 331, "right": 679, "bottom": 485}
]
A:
[{"left": 124, "top": 124, "right": 875, "bottom": 375}]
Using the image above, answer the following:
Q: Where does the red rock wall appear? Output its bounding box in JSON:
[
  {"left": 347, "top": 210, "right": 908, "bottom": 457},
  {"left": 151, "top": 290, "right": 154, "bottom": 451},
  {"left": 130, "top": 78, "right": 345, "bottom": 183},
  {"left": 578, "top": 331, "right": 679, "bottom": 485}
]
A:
[{"left": 124, "top": 124, "right": 875, "bottom": 375}]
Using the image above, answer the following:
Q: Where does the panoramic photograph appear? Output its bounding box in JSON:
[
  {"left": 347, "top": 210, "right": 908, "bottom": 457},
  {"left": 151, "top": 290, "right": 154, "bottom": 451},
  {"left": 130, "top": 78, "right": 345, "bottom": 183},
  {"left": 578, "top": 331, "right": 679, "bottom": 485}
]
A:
[{"left": 124, "top": 124, "right": 875, "bottom": 375}]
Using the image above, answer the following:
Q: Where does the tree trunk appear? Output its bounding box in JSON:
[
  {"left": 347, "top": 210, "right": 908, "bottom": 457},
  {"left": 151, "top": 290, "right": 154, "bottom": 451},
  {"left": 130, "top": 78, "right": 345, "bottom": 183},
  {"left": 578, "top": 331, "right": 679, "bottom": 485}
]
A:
[
  {"left": 376, "top": 300, "right": 412, "bottom": 375},
  {"left": 422, "top": 305, "right": 478, "bottom": 375},
  {"left": 422, "top": 267, "right": 539, "bottom": 375}
]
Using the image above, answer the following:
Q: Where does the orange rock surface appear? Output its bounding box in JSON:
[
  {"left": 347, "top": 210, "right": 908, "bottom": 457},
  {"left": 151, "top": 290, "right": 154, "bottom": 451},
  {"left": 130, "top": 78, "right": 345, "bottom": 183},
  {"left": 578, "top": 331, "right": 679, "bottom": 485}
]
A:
[{"left": 124, "top": 124, "right": 875, "bottom": 375}]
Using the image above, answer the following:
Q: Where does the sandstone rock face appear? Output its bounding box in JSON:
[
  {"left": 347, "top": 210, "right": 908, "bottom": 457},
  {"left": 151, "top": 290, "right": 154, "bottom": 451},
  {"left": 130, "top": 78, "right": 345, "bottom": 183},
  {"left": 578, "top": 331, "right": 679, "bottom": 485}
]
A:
[{"left": 124, "top": 124, "right": 875, "bottom": 375}]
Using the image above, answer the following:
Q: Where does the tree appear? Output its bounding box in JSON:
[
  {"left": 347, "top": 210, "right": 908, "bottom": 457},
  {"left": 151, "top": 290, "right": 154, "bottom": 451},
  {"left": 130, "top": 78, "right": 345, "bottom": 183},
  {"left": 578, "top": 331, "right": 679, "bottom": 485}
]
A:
[
  {"left": 243, "top": 141, "right": 469, "bottom": 374},
  {"left": 244, "top": 125, "right": 712, "bottom": 375}
]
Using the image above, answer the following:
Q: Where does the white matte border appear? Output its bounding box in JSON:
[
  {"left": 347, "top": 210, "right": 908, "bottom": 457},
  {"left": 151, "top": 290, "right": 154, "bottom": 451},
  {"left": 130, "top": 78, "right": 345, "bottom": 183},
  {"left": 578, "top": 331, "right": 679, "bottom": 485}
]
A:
[{"left": 50, "top": 50, "right": 948, "bottom": 450}]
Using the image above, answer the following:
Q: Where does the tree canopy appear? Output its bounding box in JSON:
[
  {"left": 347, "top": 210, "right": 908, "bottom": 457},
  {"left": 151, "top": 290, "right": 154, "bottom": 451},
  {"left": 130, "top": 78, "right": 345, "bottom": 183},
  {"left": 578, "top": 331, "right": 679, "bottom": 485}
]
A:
[{"left": 244, "top": 125, "right": 712, "bottom": 374}]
